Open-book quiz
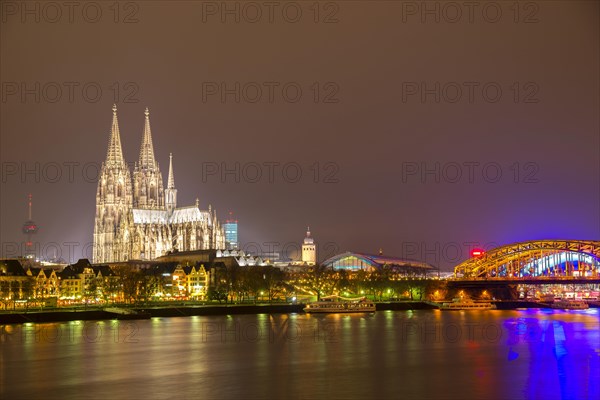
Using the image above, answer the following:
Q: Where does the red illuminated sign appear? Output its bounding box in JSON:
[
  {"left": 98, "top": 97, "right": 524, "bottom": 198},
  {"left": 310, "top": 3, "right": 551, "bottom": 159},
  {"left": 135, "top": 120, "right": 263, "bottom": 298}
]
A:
[{"left": 471, "top": 249, "right": 485, "bottom": 257}]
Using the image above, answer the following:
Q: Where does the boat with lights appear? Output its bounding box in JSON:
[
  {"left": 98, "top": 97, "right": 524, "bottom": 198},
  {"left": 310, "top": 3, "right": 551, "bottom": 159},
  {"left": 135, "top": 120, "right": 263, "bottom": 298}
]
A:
[
  {"left": 438, "top": 298, "right": 496, "bottom": 310},
  {"left": 549, "top": 299, "right": 589, "bottom": 310},
  {"left": 303, "top": 295, "right": 376, "bottom": 313}
]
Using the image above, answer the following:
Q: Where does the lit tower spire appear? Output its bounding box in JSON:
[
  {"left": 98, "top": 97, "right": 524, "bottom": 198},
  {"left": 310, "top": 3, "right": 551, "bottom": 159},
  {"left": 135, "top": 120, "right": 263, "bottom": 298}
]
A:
[
  {"left": 302, "top": 226, "right": 316, "bottom": 265},
  {"left": 304, "top": 226, "right": 313, "bottom": 244},
  {"left": 138, "top": 107, "right": 157, "bottom": 170},
  {"left": 133, "top": 107, "right": 164, "bottom": 208},
  {"left": 94, "top": 105, "right": 133, "bottom": 263},
  {"left": 105, "top": 104, "right": 126, "bottom": 167},
  {"left": 28, "top": 194, "right": 32, "bottom": 220},
  {"left": 22, "top": 194, "right": 39, "bottom": 259},
  {"left": 168, "top": 152, "right": 175, "bottom": 189},
  {"left": 165, "top": 152, "right": 177, "bottom": 213}
]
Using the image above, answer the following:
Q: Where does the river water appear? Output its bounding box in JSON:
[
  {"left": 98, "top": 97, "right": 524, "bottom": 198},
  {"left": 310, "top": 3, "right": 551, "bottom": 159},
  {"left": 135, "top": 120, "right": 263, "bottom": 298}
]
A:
[{"left": 1, "top": 309, "right": 598, "bottom": 400}]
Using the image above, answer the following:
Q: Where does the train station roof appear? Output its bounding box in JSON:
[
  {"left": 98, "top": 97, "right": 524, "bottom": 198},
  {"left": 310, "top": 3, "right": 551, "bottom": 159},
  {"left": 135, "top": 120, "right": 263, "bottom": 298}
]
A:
[{"left": 322, "top": 251, "right": 435, "bottom": 271}]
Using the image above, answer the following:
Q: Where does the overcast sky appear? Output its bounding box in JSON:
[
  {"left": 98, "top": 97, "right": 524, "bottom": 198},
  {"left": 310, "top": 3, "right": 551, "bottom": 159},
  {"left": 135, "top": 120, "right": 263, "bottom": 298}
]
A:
[{"left": 1, "top": 1, "right": 598, "bottom": 269}]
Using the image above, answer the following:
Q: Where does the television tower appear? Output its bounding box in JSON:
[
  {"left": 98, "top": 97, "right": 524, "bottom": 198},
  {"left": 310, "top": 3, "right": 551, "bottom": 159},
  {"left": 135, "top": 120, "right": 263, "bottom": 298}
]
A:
[{"left": 22, "top": 194, "right": 39, "bottom": 259}]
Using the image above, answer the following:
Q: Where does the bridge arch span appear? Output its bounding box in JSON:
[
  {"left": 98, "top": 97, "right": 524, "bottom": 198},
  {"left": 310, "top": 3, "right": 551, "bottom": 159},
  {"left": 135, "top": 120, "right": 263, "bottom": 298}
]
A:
[{"left": 454, "top": 240, "right": 600, "bottom": 279}]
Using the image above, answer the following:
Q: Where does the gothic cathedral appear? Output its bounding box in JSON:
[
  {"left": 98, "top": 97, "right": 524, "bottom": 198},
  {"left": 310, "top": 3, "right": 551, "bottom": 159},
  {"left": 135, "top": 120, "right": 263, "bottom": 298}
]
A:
[{"left": 93, "top": 105, "right": 225, "bottom": 263}]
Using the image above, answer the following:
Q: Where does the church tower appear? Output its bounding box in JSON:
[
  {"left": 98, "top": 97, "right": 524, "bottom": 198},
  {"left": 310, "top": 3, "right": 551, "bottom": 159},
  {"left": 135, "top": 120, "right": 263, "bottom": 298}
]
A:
[
  {"left": 302, "top": 227, "right": 316, "bottom": 265},
  {"left": 93, "top": 105, "right": 226, "bottom": 263},
  {"left": 133, "top": 108, "right": 164, "bottom": 209},
  {"left": 165, "top": 153, "right": 177, "bottom": 214},
  {"left": 93, "top": 105, "right": 133, "bottom": 263}
]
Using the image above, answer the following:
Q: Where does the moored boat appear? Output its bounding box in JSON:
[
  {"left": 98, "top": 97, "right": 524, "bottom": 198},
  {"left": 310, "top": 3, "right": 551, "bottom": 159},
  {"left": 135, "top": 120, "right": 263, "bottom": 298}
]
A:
[
  {"left": 104, "top": 307, "right": 152, "bottom": 319},
  {"left": 303, "top": 296, "right": 376, "bottom": 313},
  {"left": 438, "top": 298, "right": 496, "bottom": 310},
  {"left": 549, "top": 299, "right": 589, "bottom": 310}
]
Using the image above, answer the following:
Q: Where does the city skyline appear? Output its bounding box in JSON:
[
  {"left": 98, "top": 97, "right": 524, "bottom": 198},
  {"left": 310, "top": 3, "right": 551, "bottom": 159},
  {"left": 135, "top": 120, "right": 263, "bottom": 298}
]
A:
[
  {"left": 1, "top": 93, "right": 598, "bottom": 268},
  {"left": 1, "top": 3, "right": 598, "bottom": 270},
  {"left": 1, "top": 98, "right": 598, "bottom": 269},
  {"left": 1, "top": 3, "right": 599, "bottom": 400}
]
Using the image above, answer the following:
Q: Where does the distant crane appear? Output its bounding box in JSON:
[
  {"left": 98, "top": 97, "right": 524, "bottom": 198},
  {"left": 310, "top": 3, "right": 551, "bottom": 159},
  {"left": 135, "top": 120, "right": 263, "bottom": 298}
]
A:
[{"left": 22, "top": 194, "right": 38, "bottom": 259}]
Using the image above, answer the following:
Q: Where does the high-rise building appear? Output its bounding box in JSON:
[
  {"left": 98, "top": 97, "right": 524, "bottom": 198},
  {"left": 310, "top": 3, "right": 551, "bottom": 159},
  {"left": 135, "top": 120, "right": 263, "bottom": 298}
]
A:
[
  {"left": 301, "top": 227, "right": 316, "bottom": 265},
  {"left": 93, "top": 105, "right": 226, "bottom": 263},
  {"left": 224, "top": 212, "right": 238, "bottom": 250}
]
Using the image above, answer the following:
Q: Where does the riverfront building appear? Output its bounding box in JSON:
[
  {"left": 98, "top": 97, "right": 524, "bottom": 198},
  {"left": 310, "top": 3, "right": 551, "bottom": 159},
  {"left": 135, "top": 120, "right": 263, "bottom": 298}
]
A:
[{"left": 0, "top": 259, "right": 31, "bottom": 302}]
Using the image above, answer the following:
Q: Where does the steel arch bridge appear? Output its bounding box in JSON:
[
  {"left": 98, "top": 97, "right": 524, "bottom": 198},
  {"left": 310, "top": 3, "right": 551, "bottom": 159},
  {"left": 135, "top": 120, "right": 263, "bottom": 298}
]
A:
[{"left": 454, "top": 240, "right": 600, "bottom": 279}]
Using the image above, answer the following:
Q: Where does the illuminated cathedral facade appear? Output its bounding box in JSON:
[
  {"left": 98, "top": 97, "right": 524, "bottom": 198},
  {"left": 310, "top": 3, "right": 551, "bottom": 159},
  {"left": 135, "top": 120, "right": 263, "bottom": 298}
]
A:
[{"left": 93, "top": 105, "right": 225, "bottom": 263}]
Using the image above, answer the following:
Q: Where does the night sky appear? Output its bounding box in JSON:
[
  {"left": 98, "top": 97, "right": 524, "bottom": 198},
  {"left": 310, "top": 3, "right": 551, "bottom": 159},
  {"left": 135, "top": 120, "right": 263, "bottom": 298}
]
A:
[{"left": 1, "top": 1, "right": 598, "bottom": 269}]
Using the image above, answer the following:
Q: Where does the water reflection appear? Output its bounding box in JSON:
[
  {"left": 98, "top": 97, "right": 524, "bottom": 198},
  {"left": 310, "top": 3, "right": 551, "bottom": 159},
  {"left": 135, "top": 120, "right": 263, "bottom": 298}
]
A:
[{"left": 1, "top": 309, "right": 598, "bottom": 399}]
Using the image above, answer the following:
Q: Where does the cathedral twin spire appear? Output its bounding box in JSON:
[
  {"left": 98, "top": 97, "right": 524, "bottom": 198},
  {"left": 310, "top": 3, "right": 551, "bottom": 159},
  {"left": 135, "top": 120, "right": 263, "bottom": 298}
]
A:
[
  {"left": 105, "top": 104, "right": 126, "bottom": 167},
  {"left": 138, "top": 107, "right": 157, "bottom": 170},
  {"left": 95, "top": 105, "right": 224, "bottom": 263},
  {"left": 106, "top": 105, "right": 176, "bottom": 210}
]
